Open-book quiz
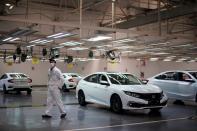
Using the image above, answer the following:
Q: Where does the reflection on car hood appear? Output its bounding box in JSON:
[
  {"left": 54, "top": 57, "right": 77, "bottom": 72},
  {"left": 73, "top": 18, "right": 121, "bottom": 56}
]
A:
[{"left": 116, "top": 84, "right": 162, "bottom": 94}]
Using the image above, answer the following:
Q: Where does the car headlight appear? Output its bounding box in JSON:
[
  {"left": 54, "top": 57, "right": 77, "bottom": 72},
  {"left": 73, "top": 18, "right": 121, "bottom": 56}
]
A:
[{"left": 124, "top": 91, "right": 140, "bottom": 98}]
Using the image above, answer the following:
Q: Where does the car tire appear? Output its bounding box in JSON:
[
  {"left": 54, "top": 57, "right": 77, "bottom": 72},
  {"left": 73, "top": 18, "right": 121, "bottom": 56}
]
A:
[
  {"left": 110, "top": 95, "right": 123, "bottom": 113},
  {"left": 62, "top": 84, "right": 69, "bottom": 92},
  {"left": 78, "top": 90, "right": 86, "bottom": 106},
  {"left": 150, "top": 107, "right": 162, "bottom": 112},
  {"left": 27, "top": 89, "right": 32, "bottom": 95},
  {"left": 3, "top": 85, "right": 8, "bottom": 94}
]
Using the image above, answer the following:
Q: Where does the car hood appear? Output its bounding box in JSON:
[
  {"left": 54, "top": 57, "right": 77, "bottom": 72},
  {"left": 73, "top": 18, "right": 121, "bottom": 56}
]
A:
[{"left": 116, "top": 84, "right": 162, "bottom": 94}]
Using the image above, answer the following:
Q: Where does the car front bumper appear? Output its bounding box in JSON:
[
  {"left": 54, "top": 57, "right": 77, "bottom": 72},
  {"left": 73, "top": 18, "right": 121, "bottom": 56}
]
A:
[{"left": 122, "top": 94, "right": 168, "bottom": 110}]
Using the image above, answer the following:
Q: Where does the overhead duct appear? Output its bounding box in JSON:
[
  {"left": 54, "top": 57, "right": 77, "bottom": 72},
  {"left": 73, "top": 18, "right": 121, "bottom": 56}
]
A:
[{"left": 116, "top": 4, "right": 197, "bottom": 29}]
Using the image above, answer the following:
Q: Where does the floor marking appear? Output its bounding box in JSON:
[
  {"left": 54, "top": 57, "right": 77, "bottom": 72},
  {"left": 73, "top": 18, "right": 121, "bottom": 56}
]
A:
[{"left": 62, "top": 117, "right": 189, "bottom": 131}]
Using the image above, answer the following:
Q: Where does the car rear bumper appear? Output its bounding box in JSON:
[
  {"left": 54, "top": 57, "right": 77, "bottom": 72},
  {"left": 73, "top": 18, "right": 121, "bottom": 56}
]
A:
[{"left": 7, "top": 85, "right": 32, "bottom": 91}]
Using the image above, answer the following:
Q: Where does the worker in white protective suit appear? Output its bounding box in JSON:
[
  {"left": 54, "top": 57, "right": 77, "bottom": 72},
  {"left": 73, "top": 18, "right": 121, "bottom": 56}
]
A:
[{"left": 42, "top": 58, "right": 66, "bottom": 119}]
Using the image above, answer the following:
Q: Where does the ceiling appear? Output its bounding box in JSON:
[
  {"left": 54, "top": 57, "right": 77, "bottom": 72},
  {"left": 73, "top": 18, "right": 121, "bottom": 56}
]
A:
[{"left": 0, "top": 0, "right": 196, "bottom": 63}]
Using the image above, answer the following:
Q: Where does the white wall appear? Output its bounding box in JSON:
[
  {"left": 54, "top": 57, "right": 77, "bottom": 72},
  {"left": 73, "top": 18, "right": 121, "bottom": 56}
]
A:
[{"left": 0, "top": 58, "right": 197, "bottom": 86}]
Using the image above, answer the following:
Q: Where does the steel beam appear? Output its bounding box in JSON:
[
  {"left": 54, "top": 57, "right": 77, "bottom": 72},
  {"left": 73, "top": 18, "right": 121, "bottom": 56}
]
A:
[{"left": 116, "top": 4, "right": 197, "bottom": 29}]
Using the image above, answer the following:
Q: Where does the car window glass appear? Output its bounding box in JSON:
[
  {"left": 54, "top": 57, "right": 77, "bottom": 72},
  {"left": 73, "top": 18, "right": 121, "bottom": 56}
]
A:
[
  {"left": 99, "top": 75, "right": 108, "bottom": 83},
  {"left": 70, "top": 75, "right": 78, "bottom": 77},
  {"left": 84, "top": 74, "right": 98, "bottom": 83},
  {"left": 189, "top": 72, "right": 197, "bottom": 79},
  {"left": 0, "top": 74, "right": 7, "bottom": 79},
  {"left": 155, "top": 72, "right": 176, "bottom": 80},
  {"left": 19, "top": 74, "right": 28, "bottom": 78},
  {"left": 178, "top": 72, "right": 192, "bottom": 81}
]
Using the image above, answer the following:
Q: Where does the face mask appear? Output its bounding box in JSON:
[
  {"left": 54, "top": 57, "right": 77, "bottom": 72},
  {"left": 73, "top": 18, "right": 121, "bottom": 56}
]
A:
[{"left": 50, "top": 63, "right": 55, "bottom": 68}]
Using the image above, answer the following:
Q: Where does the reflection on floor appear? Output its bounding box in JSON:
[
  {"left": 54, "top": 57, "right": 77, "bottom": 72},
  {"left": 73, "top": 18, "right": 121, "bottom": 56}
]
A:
[
  {"left": 0, "top": 87, "right": 77, "bottom": 108},
  {"left": 0, "top": 87, "right": 197, "bottom": 131}
]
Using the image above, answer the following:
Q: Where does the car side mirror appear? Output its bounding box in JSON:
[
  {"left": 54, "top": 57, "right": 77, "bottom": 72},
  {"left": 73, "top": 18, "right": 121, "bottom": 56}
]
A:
[
  {"left": 100, "top": 80, "right": 110, "bottom": 86},
  {"left": 142, "top": 80, "right": 148, "bottom": 84}
]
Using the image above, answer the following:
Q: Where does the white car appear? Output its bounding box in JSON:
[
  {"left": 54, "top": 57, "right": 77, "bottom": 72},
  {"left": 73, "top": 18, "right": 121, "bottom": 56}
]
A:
[
  {"left": 0, "top": 73, "right": 32, "bottom": 94},
  {"left": 62, "top": 73, "right": 82, "bottom": 91},
  {"left": 76, "top": 72, "right": 168, "bottom": 113},
  {"left": 148, "top": 70, "right": 197, "bottom": 102}
]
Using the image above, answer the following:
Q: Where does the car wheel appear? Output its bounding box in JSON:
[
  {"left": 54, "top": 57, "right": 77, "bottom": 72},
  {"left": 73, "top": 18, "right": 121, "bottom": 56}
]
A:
[
  {"left": 150, "top": 107, "right": 162, "bottom": 112},
  {"left": 62, "top": 84, "right": 69, "bottom": 92},
  {"left": 78, "top": 90, "right": 86, "bottom": 106},
  {"left": 110, "top": 95, "right": 123, "bottom": 113},
  {"left": 3, "top": 85, "right": 8, "bottom": 94},
  {"left": 27, "top": 89, "right": 32, "bottom": 95}
]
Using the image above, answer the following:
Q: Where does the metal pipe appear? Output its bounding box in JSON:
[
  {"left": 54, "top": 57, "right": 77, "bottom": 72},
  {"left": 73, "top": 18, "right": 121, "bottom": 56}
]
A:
[
  {"left": 158, "top": 0, "right": 161, "bottom": 36},
  {"left": 80, "top": 0, "right": 83, "bottom": 38}
]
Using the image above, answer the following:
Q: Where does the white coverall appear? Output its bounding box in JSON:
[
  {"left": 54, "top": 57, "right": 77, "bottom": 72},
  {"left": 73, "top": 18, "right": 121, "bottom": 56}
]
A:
[{"left": 45, "top": 66, "right": 66, "bottom": 115}]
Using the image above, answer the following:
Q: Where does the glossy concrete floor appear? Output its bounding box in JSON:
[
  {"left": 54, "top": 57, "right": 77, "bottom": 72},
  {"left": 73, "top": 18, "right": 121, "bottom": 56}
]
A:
[{"left": 0, "top": 88, "right": 197, "bottom": 131}]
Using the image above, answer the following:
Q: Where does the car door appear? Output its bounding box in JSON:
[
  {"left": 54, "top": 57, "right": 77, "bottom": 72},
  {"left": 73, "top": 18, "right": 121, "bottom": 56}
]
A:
[
  {"left": 176, "top": 72, "right": 196, "bottom": 100},
  {"left": 150, "top": 72, "right": 179, "bottom": 98},
  {"left": 83, "top": 74, "right": 100, "bottom": 102},
  {"left": 93, "top": 74, "right": 110, "bottom": 105}
]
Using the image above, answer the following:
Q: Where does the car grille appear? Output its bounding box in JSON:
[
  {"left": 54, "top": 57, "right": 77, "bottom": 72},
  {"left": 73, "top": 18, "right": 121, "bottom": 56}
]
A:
[{"left": 139, "top": 93, "right": 162, "bottom": 101}]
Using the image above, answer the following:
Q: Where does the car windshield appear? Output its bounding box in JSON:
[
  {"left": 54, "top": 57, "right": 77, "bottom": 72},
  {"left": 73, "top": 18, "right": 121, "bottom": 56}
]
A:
[
  {"left": 19, "top": 74, "right": 28, "bottom": 78},
  {"left": 107, "top": 73, "right": 142, "bottom": 85},
  {"left": 189, "top": 72, "right": 197, "bottom": 79},
  {"left": 69, "top": 74, "right": 79, "bottom": 77}
]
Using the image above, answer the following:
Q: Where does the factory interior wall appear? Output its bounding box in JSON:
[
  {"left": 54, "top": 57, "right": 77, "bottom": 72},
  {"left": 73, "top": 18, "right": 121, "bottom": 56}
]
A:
[{"left": 0, "top": 58, "right": 197, "bottom": 86}]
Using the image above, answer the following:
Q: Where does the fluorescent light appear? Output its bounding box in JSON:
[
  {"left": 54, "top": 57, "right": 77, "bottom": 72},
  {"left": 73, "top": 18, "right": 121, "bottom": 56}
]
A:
[
  {"left": 188, "top": 60, "right": 196, "bottom": 63},
  {"left": 40, "top": 40, "right": 53, "bottom": 44},
  {"left": 29, "top": 39, "right": 41, "bottom": 43},
  {"left": 9, "top": 37, "right": 20, "bottom": 42},
  {"left": 29, "top": 39, "right": 53, "bottom": 44},
  {"left": 121, "top": 51, "right": 133, "bottom": 53},
  {"left": 9, "top": 5, "right": 14, "bottom": 9},
  {"left": 163, "top": 59, "right": 172, "bottom": 62},
  {"left": 5, "top": 3, "right": 11, "bottom": 6},
  {"left": 85, "top": 36, "right": 112, "bottom": 42},
  {"left": 178, "top": 58, "right": 187, "bottom": 61},
  {"left": 59, "top": 41, "right": 82, "bottom": 46},
  {"left": 26, "top": 45, "right": 35, "bottom": 48},
  {"left": 172, "top": 44, "right": 192, "bottom": 48},
  {"left": 68, "top": 47, "right": 88, "bottom": 51},
  {"left": 150, "top": 58, "right": 159, "bottom": 61},
  {"left": 152, "top": 52, "right": 170, "bottom": 55},
  {"left": 47, "top": 33, "right": 64, "bottom": 38},
  {"left": 150, "top": 42, "right": 169, "bottom": 46},
  {"left": 53, "top": 33, "right": 72, "bottom": 38},
  {"left": 2, "top": 37, "right": 13, "bottom": 41},
  {"left": 47, "top": 32, "right": 72, "bottom": 39},
  {"left": 136, "top": 58, "right": 141, "bottom": 61},
  {"left": 112, "top": 38, "right": 136, "bottom": 44}
]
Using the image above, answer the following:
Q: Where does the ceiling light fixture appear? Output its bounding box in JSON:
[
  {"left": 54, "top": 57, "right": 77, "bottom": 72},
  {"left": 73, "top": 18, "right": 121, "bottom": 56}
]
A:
[
  {"left": 68, "top": 47, "right": 88, "bottom": 51},
  {"left": 112, "top": 38, "right": 136, "bottom": 44},
  {"left": 150, "top": 58, "right": 159, "bottom": 61},
  {"left": 59, "top": 41, "right": 82, "bottom": 46},
  {"left": 47, "top": 32, "right": 72, "bottom": 39},
  {"left": 2, "top": 37, "right": 13, "bottom": 41},
  {"left": 84, "top": 36, "right": 112, "bottom": 42},
  {"left": 9, "top": 37, "right": 20, "bottom": 42}
]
